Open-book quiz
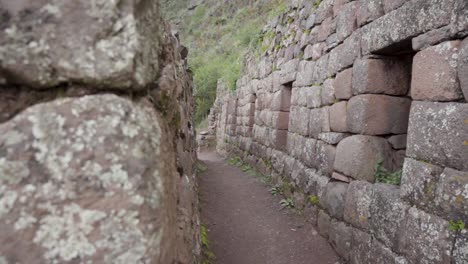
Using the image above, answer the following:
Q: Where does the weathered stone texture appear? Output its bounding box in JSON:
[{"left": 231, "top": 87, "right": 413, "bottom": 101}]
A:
[
  {"left": 334, "top": 135, "right": 396, "bottom": 182},
  {"left": 400, "top": 158, "right": 443, "bottom": 212},
  {"left": 399, "top": 207, "right": 454, "bottom": 264},
  {"left": 434, "top": 168, "right": 468, "bottom": 223},
  {"left": 454, "top": 230, "right": 468, "bottom": 264},
  {"left": 411, "top": 41, "right": 463, "bottom": 101},
  {"left": 334, "top": 68, "right": 353, "bottom": 100},
  {"left": 362, "top": 0, "right": 454, "bottom": 54},
  {"left": 328, "top": 221, "right": 352, "bottom": 261},
  {"left": 407, "top": 101, "right": 468, "bottom": 171},
  {"left": 0, "top": 0, "right": 163, "bottom": 90},
  {"left": 0, "top": 95, "right": 187, "bottom": 263},
  {"left": 347, "top": 94, "right": 411, "bottom": 135},
  {"left": 322, "top": 182, "right": 348, "bottom": 220},
  {"left": 357, "top": 0, "right": 384, "bottom": 27},
  {"left": 352, "top": 58, "right": 411, "bottom": 96},
  {"left": 458, "top": 38, "right": 468, "bottom": 100},
  {"left": 344, "top": 181, "right": 373, "bottom": 229},
  {"left": 329, "top": 101, "right": 348, "bottom": 132},
  {"left": 370, "top": 184, "right": 408, "bottom": 251}
]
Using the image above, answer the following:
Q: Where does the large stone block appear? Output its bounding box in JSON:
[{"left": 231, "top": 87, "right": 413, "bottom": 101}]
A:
[
  {"left": 271, "top": 111, "right": 290, "bottom": 130},
  {"left": 400, "top": 158, "right": 443, "bottom": 211},
  {"left": 322, "top": 182, "right": 348, "bottom": 220},
  {"left": 399, "top": 207, "right": 454, "bottom": 264},
  {"left": 344, "top": 181, "right": 373, "bottom": 230},
  {"left": 334, "top": 135, "right": 396, "bottom": 182},
  {"left": 388, "top": 134, "right": 407, "bottom": 150},
  {"left": 334, "top": 68, "right": 353, "bottom": 100},
  {"left": 458, "top": 38, "right": 468, "bottom": 100},
  {"left": 317, "top": 210, "right": 332, "bottom": 239},
  {"left": 289, "top": 106, "right": 310, "bottom": 136},
  {"left": 362, "top": 0, "right": 454, "bottom": 54},
  {"left": 347, "top": 94, "right": 411, "bottom": 135},
  {"left": 357, "top": 0, "right": 385, "bottom": 27},
  {"left": 451, "top": 0, "right": 468, "bottom": 37},
  {"left": 304, "top": 43, "right": 326, "bottom": 61},
  {"left": 321, "top": 79, "right": 336, "bottom": 106},
  {"left": 369, "top": 240, "right": 408, "bottom": 264},
  {"left": 327, "top": 32, "right": 361, "bottom": 77},
  {"left": 407, "top": 101, "right": 468, "bottom": 171},
  {"left": 316, "top": 141, "right": 336, "bottom": 176},
  {"left": 352, "top": 58, "right": 411, "bottom": 96},
  {"left": 309, "top": 107, "right": 330, "bottom": 138},
  {"left": 328, "top": 221, "right": 352, "bottom": 261},
  {"left": 336, "top": 2, "right": 358, "bottom": 42},
  {"left": 411, "top": 41, "right": 463, "bottom": 101},
  {"left": 291, "top": 86, "right": 321, "bottom": 108},
  {"left": 329, "top": 101, "right": 348, "bottom": 132},
  {"left": 0, "top": 95, "right": 186, "bottom": 263},
  {"left": 382, "top": 0, "right": 408, "bottom": 13},
  {"left": 318, "top": 132, "right": 350, "bottom": 145},
  {"left": 293, "top": 61, "right": 316, "bottom": 87},
  {"left": 270, "top": 88, "right": 292, "bottom": 112},
  {"left": 317, "top": 17, "right": 337, "bottom": 42},
  {"left": 0, "top": 0, "right": 162, "bottom": 90},
  {"left": 350, "top": 228, "right": 373, "bottom": 264},
  {"left": 454, "top": 230, "right": 468, "bottom": 264},
  {"left": 435, "top": 168, "right": 468, "bottom": 223},
  {"left": 370, "top": 184, "right": 408, "bottom": 251}
]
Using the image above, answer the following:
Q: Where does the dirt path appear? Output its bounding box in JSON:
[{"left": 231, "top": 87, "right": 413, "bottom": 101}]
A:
[{"left": 198, "top": 151, "right": 340, "bottom": 264}]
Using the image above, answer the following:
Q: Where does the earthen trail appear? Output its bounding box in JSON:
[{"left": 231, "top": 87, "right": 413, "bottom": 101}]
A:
[{"left": 198, "top": 151, "right": 339, "bottom": 264}]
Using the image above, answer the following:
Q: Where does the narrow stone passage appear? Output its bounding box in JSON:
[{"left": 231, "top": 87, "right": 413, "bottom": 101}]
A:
[{"left": 198, "top": 151, "right": 339, "bottom": 264}]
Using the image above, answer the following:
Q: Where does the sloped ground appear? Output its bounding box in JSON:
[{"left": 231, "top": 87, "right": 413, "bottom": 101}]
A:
[{"left": 198, "top": 151, "right": 339, "bottom": 264}]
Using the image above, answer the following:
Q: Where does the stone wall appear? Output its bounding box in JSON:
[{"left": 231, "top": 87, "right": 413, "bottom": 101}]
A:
[
  {"left": 0, "top": 1, "right": 199, "bottom": 263},
  {"left": 215, "top": 0, "right": 468, "bottom": 263}
]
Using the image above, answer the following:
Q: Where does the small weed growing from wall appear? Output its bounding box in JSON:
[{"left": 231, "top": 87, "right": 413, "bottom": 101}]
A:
[
  {"left": 449, "top": 220, "right": 465, "bottom": 231},
  {"left": 280, "top": 198, "right": 295, "bottom": 209},
  {"left": 307, "top": 195, "right": 320, "bottom": 206},
  {"left": 374, "top": 160, "right": 402, "bottom": 185}
]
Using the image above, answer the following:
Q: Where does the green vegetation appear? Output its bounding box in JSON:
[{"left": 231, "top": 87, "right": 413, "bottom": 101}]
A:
[
  {"left": 449, "top": 220, "right": 465, "bottom": 231},
  {"left": 374, "top": 159, "right": 402, "bottom": 185},
  {"left": 307, "top": 195, "right": 320, "bottom": 206},
  {"left": 270, "top": 186, "right": 283, "bottom": 196},
  {"left": 162, "top": 0, "right": 286, "bottom": 124},
  {"left": 280, "top": 198, "right": 295, "bottom": 209},
  {"left": 196, "top": 161, "right": 208, "bottom": 174},
  {"left": 200, "top": 225, "right": 216, "bottom": 263}
]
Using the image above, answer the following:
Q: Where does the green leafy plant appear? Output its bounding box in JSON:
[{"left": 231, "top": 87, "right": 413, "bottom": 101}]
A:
[
  {"left": 270, "top": 186, "right": 283, "bottom": 196},
  {"left": 280, "top": 198, "right": 295, "bottom": 209},
  {"left": 228, "top": 156, "right": 243, "bottom": 166},
  {"left": 196, "top": 162, "right": 208, "bottom": 174},
  {"left": 374, "top": 159, "right": 402, "bottom": 185},
  {"left": 307, "top": 195, "right": 320, "bottom": 206},
  {"left": 200, "top": 225, "right": 216, "bottom": 263},
  {"left": 449, "top": 220, "right": 465, "bottom": 231},
  {"left": 241, "top": 164, "right": 253, "bottom": 172}
]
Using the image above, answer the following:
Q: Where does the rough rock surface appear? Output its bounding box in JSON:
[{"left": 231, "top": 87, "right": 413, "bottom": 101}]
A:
[
  {"left": 0, "top": 95, "right": 180, "bottom": 263},
  {"left": 334, "top": 135, "right": 396, "bottom": 182},
  {"left": 0, "top": 1, "right": 199, "bottom": 262},
  {"left": 212, "top": 0, "right": 468, "bottom": 262},
  {"left": 0, "top": 0, "right": 162, "bottom": 89}
]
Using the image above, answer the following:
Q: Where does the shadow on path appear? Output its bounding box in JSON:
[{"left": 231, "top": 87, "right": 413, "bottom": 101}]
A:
[{"left": 198, "top": 151, "right": 340, "bottom": 264}]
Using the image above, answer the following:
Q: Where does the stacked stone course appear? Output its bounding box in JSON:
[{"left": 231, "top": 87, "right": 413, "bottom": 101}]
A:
[
  {"left": 0, "top": 1, "right": 199, "bottom": 263},
  {"left": 214, "top": 0, "right": 468, "bottom": 262}
]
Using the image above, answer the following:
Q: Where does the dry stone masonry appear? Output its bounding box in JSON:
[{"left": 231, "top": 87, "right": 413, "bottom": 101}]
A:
[
  {"left": 0, "top": 1, "right": 199, "bottom": 263},
  {"left": 213, "top": 0, "right": 468, "bottom": 263}
]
